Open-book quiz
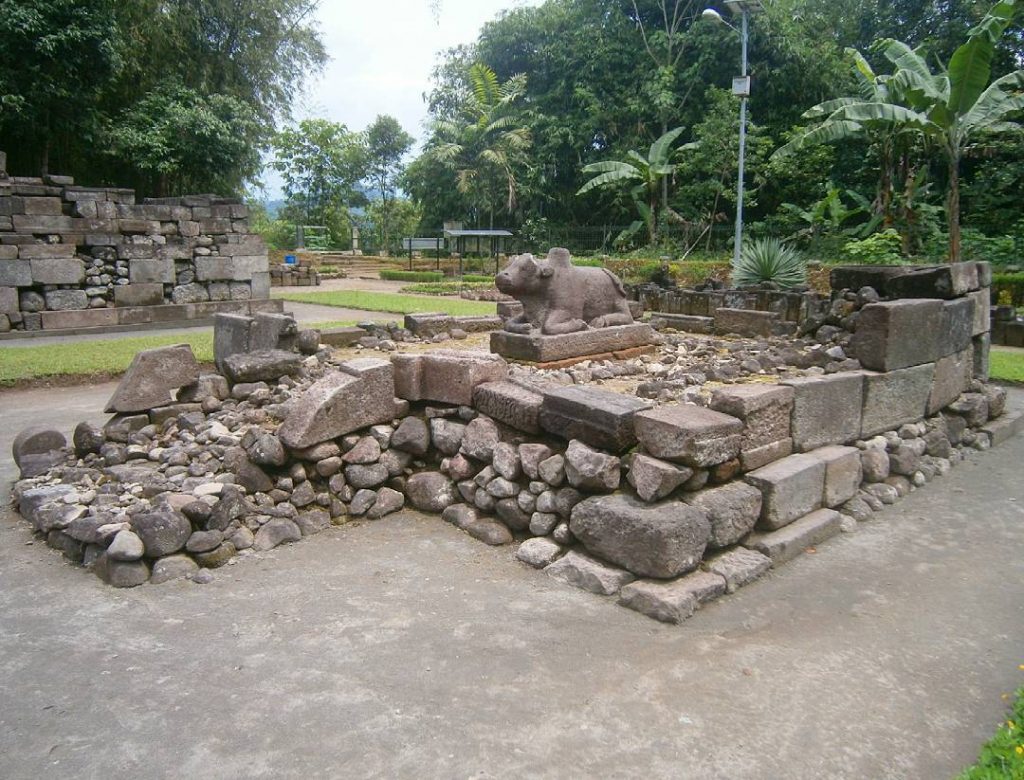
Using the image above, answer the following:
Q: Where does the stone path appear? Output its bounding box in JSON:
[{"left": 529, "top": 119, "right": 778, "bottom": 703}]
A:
[{"left": 1, "top": 385, "right": 1022, "bottom": 779}]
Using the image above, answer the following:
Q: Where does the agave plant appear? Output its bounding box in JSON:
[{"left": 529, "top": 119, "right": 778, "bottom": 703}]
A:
[{"left": 732, "top": 238, "right": 806, "bottom": 289}]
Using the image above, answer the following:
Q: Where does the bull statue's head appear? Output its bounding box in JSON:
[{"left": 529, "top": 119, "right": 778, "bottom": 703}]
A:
[{"left": 495, "top": 252, "right": 553, "bottom": 295}]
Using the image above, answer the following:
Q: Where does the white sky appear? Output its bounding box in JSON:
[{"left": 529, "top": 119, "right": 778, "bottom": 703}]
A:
[{"left": 261, "top": 0, "right": 544, "bottom": 199}]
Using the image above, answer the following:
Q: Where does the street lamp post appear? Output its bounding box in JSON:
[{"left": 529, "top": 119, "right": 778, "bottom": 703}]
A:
[{"left": 702, "top": 1, "right": 759, "bottom": 266}]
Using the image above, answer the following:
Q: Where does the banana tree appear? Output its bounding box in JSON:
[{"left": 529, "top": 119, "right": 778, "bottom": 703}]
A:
[
  {"left": 576, "top": 126, "right": 688, "bottom": 244},
  {"left": 777, "top": 0, "right": 1024, "bottom": 262}
]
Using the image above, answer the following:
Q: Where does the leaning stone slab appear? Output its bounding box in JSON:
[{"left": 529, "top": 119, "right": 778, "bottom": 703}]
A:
[
  {"left": 812, "top": 445, "right": 863, "bottom": 508},
  {"left": 782, "top": 373, "right": 864, "bottom": 451},
  {"left": 540, "top": 385, "right": 652, "bottom": 452},
  {"left": 627, "top": 453, "right": 692, "bottom": 502},
  {"left": 745, "top": 508, "right": 843, "bottom": 566},
  {"left": 392, "top": 350, "right": 507, "bottom": 406},
  {"left": 214, "top": 313, "right": 254, "bottom": 372},
  {"left": 222, "top": 349, "right": 303, "bottom": 383},
  {"left": 745, "top": 452, "right": 826, "bottom": 530},
  {"left": 849, "top": 300, "right": 942, "bottom": 371},
  {"left": 104, "top": 344, "right": 200, "bottom": 413},
  {"left": 278, "top": 358, "right": 395, "bottom": 449},
  {"left": 472, "top": 380, "right": 543, "bottom": 434},
  {"left": 490, "top": 322, "right": 654, "bottom": 363},
  {"left": 569, "top": 493, "right": 710, "bottom": 579},
  {"left": 633, "top": 404, "right": 743, "bottom": 467},
  {"left": 928, "top": 350, "right": 974, "bottom": 415},
  {"left": 684, "top": 482, "right": 762, "bottom": 548},
  {"left": 544, "top": 549, "right": 636, "bottom": 596},
  {"left": 703, "top": 548, "right": 772, "bottom": 593},
  {"left": 617, "top": 571, "right": 726, "bottom": 624},
  {"left": 860, "top": 364, "right": 935, "bottom": 437}
]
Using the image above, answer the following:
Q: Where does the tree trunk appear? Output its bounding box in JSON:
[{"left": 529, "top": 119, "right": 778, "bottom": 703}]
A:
[
  {"left": 660, "top": 120, "right": 669, "bottom": 210},
  {"left": 947, "top": 151, "right": 961, "bottom": 264}
]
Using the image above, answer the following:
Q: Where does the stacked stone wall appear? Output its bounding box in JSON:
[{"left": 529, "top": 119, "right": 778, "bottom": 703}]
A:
[{"left": 0, "top": 152, "right": 273, "bottom": 333}]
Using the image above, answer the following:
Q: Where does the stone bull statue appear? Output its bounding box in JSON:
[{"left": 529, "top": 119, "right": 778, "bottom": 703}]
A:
[{"left": 495, "top": 248, "right": 634, "bottom": 335}]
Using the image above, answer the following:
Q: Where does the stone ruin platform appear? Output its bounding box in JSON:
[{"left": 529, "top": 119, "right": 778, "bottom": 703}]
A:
[{"left": 490, "top": 322, "right": 655, "bottom": 365}]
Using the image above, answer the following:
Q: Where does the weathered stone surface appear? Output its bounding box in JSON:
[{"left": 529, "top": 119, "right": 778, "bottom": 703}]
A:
[
  {"left": 495, "top": 498, "right": 531, "bottom": 531},
  {"left": 516, "top": 537, "right": 564, "bottom": 568},
  {"left": 472, "top": 381, "right": 543, "bottom": 433},
  {"left": 44, "top": 289, "right": 88, "bottom": 310},
  {"left": 178, "top": 373, "right": 230, "bottom": 403},
  {"left": 859, "top": 364, "right": 935, "bottom": 437},
  {"left": 344, "top": 463, "right": 389, "bottom": 489},
  {"left": 213, "top": 313, "right": 253, "bottom": 372},
  {"left": 703, "top": 547, "right": 772, "bottom": 593},
  {"left": 745, "top": 452, "right": 826, "bottom": 530},
  {"left": 928, "top": 350, "right": 974, "bottom": 415},
  {"left": 460, "top": 416, "right": 501, "bottom": 462},
  {"left": 392, "top": 416, "right": 431, "bottom": 456},
  {"left": 104, "top": 344, "right": 200, "bottom": 413},
  {"left": 366, "top": 488, "right": 405, "bottom": 518},
  {"left": 538, "top": 454, "right": 566, "bottom": 486},
  {"left": 107, "top": 530, "right": 145, "bottom": 561},
  {"left": 222, "top": 349, "right": 303, "bottom": 383},
  {"left": 114, "top": 283, "right": 164, "bottom": 307},
  {"left": 150, "top": 555, "right": 199, "bottom": 584},
  {"left": 713, "top": 307, "right": 779, "bottom": 337},
  {"left": 194, "top": 541, "right": 237, "bottom": 568},
  {"left": 12, "top": 426, "right": 66, "bottom": 467},
  {"left": 627, "top": 453, "right": 692, "bottom": 502},
  {"left": 405, "top": 472, "right": 458, "bottom": 513},
  {"left": 0, "top": 286, "right": 17, "bottom": 315},
  {"left": 886, "top": 262, "right": 979, "bottom": 299},
  {"left": 973, "top": 333, "right": 990, "bottom": 381},
  {"left": 937, "top": 297, "right": 975, "bottom": 358},
  {"left": 849, "top": 300, "right": 942, "bottom": 371},
  {"left": 684, "top": 482, "right": 762, "bottom": 548},
  {"left": 518, "top": 443, "right": 554, "bottom": 481},
  {"left": 253, "top": 518, "right": 302, "bottom": 550},
  {"left": 569, "top": 494, "right": 710, "bottom": 579},
  {"left": 491, "top": 442, "right": 521, "bottom": 480},
  {"left": 247, "top": 433, "right": 286, "bottom": 467},
  {"left": 294, "top": 509, "right": 331, "bottom": 536},
  {"left": 633, "top": 405, "right": 743, "bottom": 467},
  {"left": 430, "top": 418, "right": 467, "bottom": 456},
  {"left": 618, "top": 571, "right": 726, "bottom": 623},
  {"left": 710, "top": 384, "right": 794, "bottom": 467},
  {"left": 490, "top": 323, "right": 654, "bottom": 363},
  {"left": 782, "top": 373, "right": 865, "bottom": 451},
  {"left": 544, "top": 549, "right": 636, "bottom": 595},
  {"left": 967, "top": 288, "right": 990, "bottom": 336},
  {"left": 186, "top": 529, "right": 223, "bottom": 554},
  {"left": 342, "top": 436, "right": 381, "bottom": 464},
  {"left": 745, "top": 508, "right": 843, "bottom": 565},
  {"left": 813, "top": 445, "right": 863, "bottom": 508},
  {"left": 94, "top": 554, "right": 150, "bottom": 588},
  {"left": 860, "top": 448, "right": 890, "bottom": 482},
  {"left": 564, "top": 440, "right": 621, "bottom": 492},
  {"left": 278, "top": 359, "right": 395, "bottom": 448},
  {"left": 132, "top": 510, "right": 191, "bottom": 557},
  {"left": 540, "top": 385, "right": 652, "bottom": 452},
  {"left": 946, "top": 393, "right": 990, "bottom": 427},
  {"left": 465, "top": 518, "right": 514, "bottom": 546},
  {"left": 0, "top": 259, "right": 32, "bottom": 287},
  {"left": 442, "top": 504, "right": 479, "bottom": 530},
  {"left": 392, "top": 350, "right": 507, "bottom": 405},
  {"left": 31, "top": 257, "right": 85, "bottom": 285}
]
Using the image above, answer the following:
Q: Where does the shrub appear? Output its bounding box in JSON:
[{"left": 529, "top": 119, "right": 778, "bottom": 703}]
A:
[
  {"left": 379, "top": 270, "right": 444, "bottom": 282},
  {"left": 992, "top": 273, "right": 1024, "bottom": 308},
  {"left": 401, "top": 281, "right": 496, "bottom": 295},
  {"left": 961, "top": 229, "right": 1020, "bottom": 266},
  {"left": 462, "top": 274, "right": 494, "bottom": 283},
  {"left": 732, "top": 238, "right": 807, "bottom": 288},
  {"left": 841, "top": 229, "right": 905, "bottom": 265}
]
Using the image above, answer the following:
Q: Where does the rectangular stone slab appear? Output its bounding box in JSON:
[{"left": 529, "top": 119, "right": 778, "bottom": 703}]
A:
[
  {"left": 849, "top": 299, "right": 942, "bottom": 371},
  {"left": 745, "top": 452, "right": 826, "bottom": 530},
  {"left": 782, "top": 372, "right": 865, "bottom": 451},
  {"left": 540, "top": 385, "right": 652, "bottom": 452},
  {"left": 928, "top": 350, "right": 973, "bottom": 415},
  {"left": 713, "top": 308, "right": 779, "bottom": 338},
  {"left": 392, "top": 350, "right": 507, "bottom": 406},
  {"left": 860, "top": 364, "right": 935, "bottom": 436},
  {"left": 745, "top": 508, "right": 843, "bottom": 566},
  {"left": 649, "top": 313, "right": 713, "bottom": 334},
  {"left": 490, "top": 323, "right": 654, "bottom": 363},
  {"left": 633, "top": 405, "right": 743, "bottom": 467},
  {"left": 937, "top": 297, "right": 975, "bottom": 358},
  {"left": 472, "top": 381, "right": 544, "bottom": 434}
]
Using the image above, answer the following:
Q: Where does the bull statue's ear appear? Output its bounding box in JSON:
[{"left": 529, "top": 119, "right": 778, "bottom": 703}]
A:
[{"left": 539, "top": 264, "right": 554, "bottom": 278}]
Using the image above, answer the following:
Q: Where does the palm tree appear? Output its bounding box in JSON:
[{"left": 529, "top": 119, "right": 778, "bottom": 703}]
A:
[
  {"left": 428, "top": 64, "right": 532, "bottom": 227},
  {"left": 775, "top": 0, "right": 1024, "bottom": 262},
  {"left": 576, "top": 127, "right": 688, "bottom": 245}
]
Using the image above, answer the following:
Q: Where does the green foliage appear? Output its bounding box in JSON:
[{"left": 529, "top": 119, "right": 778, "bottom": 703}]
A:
[
  {"left": 276, "top": 290, "right": 497, "bottom": 317},
  {"left": 105, "top": 82, "right": 261, "bottom": 195},
  {"left": 364, "top": 114, "right": 415, "bottom": 249},
  {"left": 841, "top": 229, "right": 906, "bottom": 264},
  {"left": 400, "top": 281, "right": 496, "bottom": 295},
  {"left": 992, "top": 273, "right": 1024, "bottom": 307},
  {"left": 962, "top": 229, "right": 1021, "bottom": 266},
  {"left": 363, "top": 198, "right": 422, "bottom": 254},
  {"left": 380, "top": 270, "right": 445, "bottom": 282},
  {"left": 273, "top": 119, "right": 366, "bottom": 228},
  {"left": 732, "top": 238, "right": 807, "bottom": 288},
  {"left": 956, "top": 686, "right": 1024, "bottom": 777},
  {"left": 247, "top": 201, "right": 296, "bottom": 250}
]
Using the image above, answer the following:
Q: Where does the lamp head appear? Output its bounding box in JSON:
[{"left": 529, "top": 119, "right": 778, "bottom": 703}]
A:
[{"left": 701, "top": 8, "right": 724, "bottom": 23}]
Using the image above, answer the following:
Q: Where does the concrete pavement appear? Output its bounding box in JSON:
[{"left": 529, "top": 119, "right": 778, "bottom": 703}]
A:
[{"left": 0, "top": 387, "right": 1022, "bottom": 778}]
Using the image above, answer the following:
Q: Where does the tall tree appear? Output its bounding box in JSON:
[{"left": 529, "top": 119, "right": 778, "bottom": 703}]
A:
[
  {"left": 428, "top": 64, "right": 532, "bottom": 227},
  {"left": 364, "top": 115, "right": 415, "bottom": 253}
]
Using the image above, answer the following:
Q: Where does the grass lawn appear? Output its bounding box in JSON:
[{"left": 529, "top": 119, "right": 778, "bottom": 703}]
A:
[
  {"left": 0, "top": 320, "right": 356, "bottom": 385},
  {"left": 276, "top": 290, "right": 497, "bottom": 317},
  {"left": 990, "top": 348, "right": 1024, "bottom": 384},
  {"left": 957, "top": 685, "right": 1024, "bottom": 779}
]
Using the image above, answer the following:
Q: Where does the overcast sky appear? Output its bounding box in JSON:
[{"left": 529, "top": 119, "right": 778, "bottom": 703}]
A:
[{"left": 261, "top": 0, "right": 544, "bottom": 199}]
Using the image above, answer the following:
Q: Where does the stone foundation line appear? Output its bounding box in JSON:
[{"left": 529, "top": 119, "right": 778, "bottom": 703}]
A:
[{"left": 8, "top": 281, "right": 1022, "bottom": 623}]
